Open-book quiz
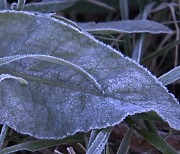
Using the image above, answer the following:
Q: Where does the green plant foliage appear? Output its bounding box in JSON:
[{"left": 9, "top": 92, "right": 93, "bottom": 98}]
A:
[
  {"left": 117, "top": 127, "right": 133, "bottom": 154},
  {"left": 23, "top": 0, "right": 78, "bottom": 12},
  {"left": 0, "top": 0, "right": 7, "bottom": 10},
  {"left": 134, "top": 125, "right": 177, "bottom": 154},
  {"left": 86, "top": 127, "right": 112, "bottom": 154},
  {"left": 141, "top": 40, "right": 180, "bottom": 64},
  {"left": 77, "top": 20, "right": 172, "bottom": 34},
  {"left": 0, "top": 54, "right": 104, "bottom": 93},
  {"left": 0, "top": 11, "right": 179, "bottom": 141},
  {"left": 0, "top": 135, "right": 83, "bottom": 153},
  {"left": 17, "top": 0, "right": 26, "bottom": 11},
  {"left": 158, "top": 66, "right": 180, "bottom": 85}
]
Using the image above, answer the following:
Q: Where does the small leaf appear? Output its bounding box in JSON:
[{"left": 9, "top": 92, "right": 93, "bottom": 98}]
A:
[
  {"left": 158, "top": 66, "right": 180, "bottom": 85},
  {"left": 86, "top": 127, "right": 112, "bottom": 154},
  {"left": 0, "top": 125, "right": 8, "bottom": 149},
  {"left": 134, "top": 125, "right": 178, "bottom": 154},
  {"left": 0, "top": 135, "right": 83, "bottom": 154},
  {"left": 117, "top": 127, "right": 133, "bottom": 154},
  {"left": 77, "top": 20, "right": 173, "bottom": 34},
  {"left": 0, "top": 11, "right": 179, "bottom": 140},
  {"left": 133, "top": 112, "right": 163, "bottom": 122},
  {"left": 23, "top": 0, "right": 78, "bottom": 12}
]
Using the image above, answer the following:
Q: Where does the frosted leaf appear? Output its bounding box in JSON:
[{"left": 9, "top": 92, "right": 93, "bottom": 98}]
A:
[
  {"left": 77, "top": 20, "right": 172, "bottom": 34},
  {"left": 23, "top": 0, "right": 78, "bottom": 12},
  {"left": 0, "top": 11, "right": 179, "bottom": 139}
]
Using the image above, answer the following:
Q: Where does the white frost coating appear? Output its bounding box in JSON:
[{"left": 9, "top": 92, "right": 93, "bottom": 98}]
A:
[
  {"left": 0, "top": 10, "right": 125, "bottom": 58},
  {"left": 77, "top": 21, "right": 173, "bottom": 34},
  {"left": 0, "top": 54, "right": 104, "bottom": 94},
  {"left": 86, "top": 128, "right": 112, "bottom": 154},
  {"left": 40, "top": 10, "right": 180, "bottom": 130},
  {"left": 0, "top": 11, "right": 179, "bottom": 140},
  {"left": 158, "top": 65, "right": 180, "bottom": 85},
  {"left": 0, "top": 74, "right": 28, "bottom": 84}
]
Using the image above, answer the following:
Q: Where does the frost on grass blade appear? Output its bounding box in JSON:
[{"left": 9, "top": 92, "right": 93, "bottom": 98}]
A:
[
  {"left": 77, "top": 20, "right": 172, "bottom": 34},
  {"left": 158, "top": 66, "right": 180, "bottom": 85},
  {"left": 0, "top": 11, "right": 179, "bottom": 139}
]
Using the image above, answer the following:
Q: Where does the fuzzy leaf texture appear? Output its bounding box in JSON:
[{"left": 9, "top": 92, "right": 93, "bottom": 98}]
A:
[
  {"left": 23, "top": 0, "right": 78, "bottom": 12},
  {"left": 0, "top": 11, "right": 179, "bottom": 139},
  {"left": 77, "top": 20, "right": 173, "bottom": 34}
]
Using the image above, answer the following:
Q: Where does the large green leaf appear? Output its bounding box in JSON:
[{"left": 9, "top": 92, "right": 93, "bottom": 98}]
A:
[{"left": 0, "top": 11, "right": 179, "bottom": 139}]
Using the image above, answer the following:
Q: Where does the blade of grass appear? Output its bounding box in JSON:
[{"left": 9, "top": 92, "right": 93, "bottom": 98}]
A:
[
  {"left": 17, "top": 0, "right": 26, "bottom": 11},
  {"left": 105, "top": 143, "right": 111, "bottom": 154},
  {"left": 88, "top": 129, "right": 101, "bottom": 148},
  {"left": 119, "top": 0, "right": 128, "bottom": 20},
  {"left": 168, "top": 4, "right": 179, "bottom": 68},
  {"left": 158, "top": 66, "right": 180, "bottom": 85},
  {"left": 84, "top": 0, "right": 115, "bottom": 12},
  {"left": 0, "top": 125, "right": 9, "bottom": 149},
  {"left": 86, "top": 127, "right": 112, "bottom": 154},
  {"left": 0, "top": 54, "right": 104, "bottom": 94},
  {"left": 141, "top": 40, "right": 180, "bottom": 64},
  {"left": 125, "top": 118, "right": 178, "bottom": 154},
  {"left": 119, "top": 0, "right": 131, "bottom": 56},
  {"left": 0, "top": 0, "right": 7, "bottom": 10},
  {"left": 142, "top": 2, "right": 155, "bottom": 19},
  {"left": 117, "top": 127, "right": 133, "bottom": 154},
  {"left": 134, "top": 125, "right": 177, "bottom": 154},
  {"left": 144, "top": 120, "right": 158, "bottom": 135},
  {"left": 132, "top": 3, "right": 155, "bottom": 63},
  {"left": 133, "top": 112, "right": 163, "bottom": 122},
  {"left": 164, "top": 128, "right": 173, "bottom": 140},
  {"left": 0, "top": 135, "right": 83, "bottom": 154},
  {"left": 132, "top": 33, "right": 145, "bottom": 63},
  {"left": 93, "top": 35, "right": 123, "bottom": 43}
]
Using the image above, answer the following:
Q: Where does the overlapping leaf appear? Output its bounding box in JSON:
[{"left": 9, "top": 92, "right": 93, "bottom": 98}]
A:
[
  {"left": 0, "top": 11, "right": 179, "bottom": 139},
  {"left": 77, "top": 20, "right": 172, "bottom": 34},
  {"left": 23, "top": 0, "right": 78, "bottom": 12}
]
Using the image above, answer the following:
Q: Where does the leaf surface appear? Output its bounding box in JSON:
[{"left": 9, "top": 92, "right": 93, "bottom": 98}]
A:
[
  {"left": 23, "top": 0, "right": 78, "bottom": 12},
  {"left": 77, "top": 20, "right": 172, "bottom": 34},
  {"left": 0, "top": 11, "right": 179, "bottom": 139}
]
